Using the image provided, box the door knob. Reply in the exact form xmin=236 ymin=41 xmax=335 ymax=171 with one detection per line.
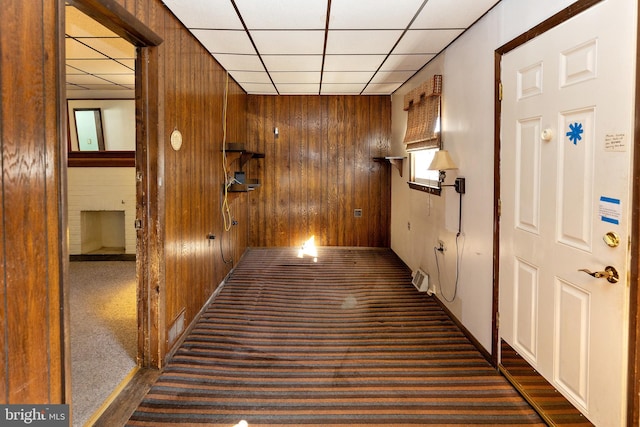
xmin=578 ymin=266 xmax=619 ymax=283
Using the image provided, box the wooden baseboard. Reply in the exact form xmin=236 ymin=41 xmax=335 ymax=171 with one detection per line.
xmin=431 ymin=295 xmax=493 ymax=364
xmin=91 ymin=367 xmax=160 ymax=427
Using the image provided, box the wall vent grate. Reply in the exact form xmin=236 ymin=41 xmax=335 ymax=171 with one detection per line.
xmin=412 ymin=269 xmax=430 ymax=292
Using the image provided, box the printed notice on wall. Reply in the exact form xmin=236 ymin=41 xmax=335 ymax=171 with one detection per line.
xmin=599 ymin=196 xmax=621 ymax=225
xmin=604 ymin=133 xmax=626 ymax=152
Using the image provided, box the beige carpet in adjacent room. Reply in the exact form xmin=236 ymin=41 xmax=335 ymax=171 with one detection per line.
xmin=70 ymin=261 xmax=137 ymax=427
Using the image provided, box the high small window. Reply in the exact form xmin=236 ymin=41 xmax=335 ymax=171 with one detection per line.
xmin=411 ymin=148 xmax=440 ymax=188
xmin=404 ymin=75 xmax=442 ymax=194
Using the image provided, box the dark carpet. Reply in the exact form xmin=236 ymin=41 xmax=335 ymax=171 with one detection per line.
xmin=127 ymin=247 xmax=544 ymax=426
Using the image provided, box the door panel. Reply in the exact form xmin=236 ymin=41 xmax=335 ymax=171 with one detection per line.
xmin=499 ymin=2 xmax=634 ymax=425
xmin=514 ymin=258 xmax=538 ymax=362
xmin=554 ymin=278 xmax=589 ymax=408
xmin=515 ymin=118 xmax=542 ymax=233
xmin=557 ymin=108 xmax=594 ymax=250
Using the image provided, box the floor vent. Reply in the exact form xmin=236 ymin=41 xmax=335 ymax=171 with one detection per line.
xmin=168 ymin=308 xmax=186 ymax=347
xmin=412 ymin=269 xmax=429 ymax=293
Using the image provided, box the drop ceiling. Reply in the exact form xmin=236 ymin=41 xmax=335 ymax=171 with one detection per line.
xmin=162 ymin=0 xmax=500 ymax=95
xmin=65 ymin=5 xmax=136 ymax=94
xmin=65 ymin=0 xmax=500 ymax=96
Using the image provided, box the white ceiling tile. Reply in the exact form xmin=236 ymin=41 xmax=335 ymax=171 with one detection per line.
xmin=70 ymin=84 xmax=130 ymax=91
xmin=251 ymin=30 xmax=325 ymax=55
xmin=270 ymin=72 xmax=321 ymax=84
xmin=96 ymin=74 xmax=135 ymax=85
xmin=242 ymin=83 xmax=278 ymax=94
xmin=66 ymin=6 xmax=118 ymax=37
xmin=277 ymin=84 xmax=321 ymax=95
xmin=262 ymin=55 xmax=323 ymax=72
xmin=380 ymin=54 xmax=435 ymax=71
xmin=320 ymin=83 xmax=366 ymax=94
xmin=67 ymin=74 xmax=115 ymax=85
xmin=66 ymin=38 xmax=108 ymax=59
xmin=323 ymin=55 xmax=386 ymax=72
xmin=362 ymin=82 xmax=403 ymax=94
xmin=66 ymin=65 xmax=81 ymax=74
xmin=117 ymin=59 xmax=135 ymax=69
xmin=228 ymin=71 xmax=272 ymax=84
xmin=322 ymin=71 xmax=374 ymax=84
xmin=67 ymin=59 xmax=133 ymax=74
xmin=191 ymin=29 xmax=255 ymax=54
xmin=162 ymin=0 xmax=243 ymax=29
xmin=235 ymin=0 xmax=327 ymax=29
xmin=329 ymin=0 xmax=424 ymax=29
xmin=412 ymin=0 xmax=499 ymax=28
xmin=370 ymin=71 xmax=415 ymax=84
xmin=80 ymin=37 xmax=135 ymax=59
xmin=394 ymin=29 xmax=464 ymax=54
xmin=213 ymin=54 xmax=264 ymax=71
xmin=326 ymin=30 xmax=403 ymax=55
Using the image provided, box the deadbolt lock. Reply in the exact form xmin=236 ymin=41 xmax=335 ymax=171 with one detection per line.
xmin=603 ymin=231 xmax=621 ymax=248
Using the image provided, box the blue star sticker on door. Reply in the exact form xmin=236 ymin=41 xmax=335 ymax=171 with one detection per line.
xmin=566 ymin=122 xmax=584 ymax=145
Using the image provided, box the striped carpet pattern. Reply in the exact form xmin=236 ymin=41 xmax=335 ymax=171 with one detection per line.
xmin=128 ymin=247 xmax=544 ymax=426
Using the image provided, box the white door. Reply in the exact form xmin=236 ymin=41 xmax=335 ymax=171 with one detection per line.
xmin=499 ymin=1 xmax=635 ymax=426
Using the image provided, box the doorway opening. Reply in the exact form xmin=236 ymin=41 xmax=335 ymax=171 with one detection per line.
xmin=65 ymin=5 xmax=137 ymax=424
xmin=61 ymin=0 xmax=161 ymax=424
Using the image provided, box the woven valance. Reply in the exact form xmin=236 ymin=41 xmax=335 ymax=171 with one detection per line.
xmin=403 ymin=75 xmax=442 ymax=151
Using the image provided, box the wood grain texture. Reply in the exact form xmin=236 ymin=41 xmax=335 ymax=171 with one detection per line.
xmin=247 ymin=95 xmax=391 ymax=248
xmin=0 ymin=0 xmax=65 ymax=403
xmin=111 ymin=0 xmax=249 ymax=364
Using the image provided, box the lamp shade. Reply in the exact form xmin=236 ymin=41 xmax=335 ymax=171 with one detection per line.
xmin=428 ymin=149 xmax=458 ymax=170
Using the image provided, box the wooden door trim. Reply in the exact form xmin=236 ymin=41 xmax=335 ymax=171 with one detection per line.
xmin=67 ymin=0 xmax=161 ymax=47
xmin=627 ymin=1 xmax=640 ymax=424
xmin=62 ymin=0 xmax=163 ymax=370
xmin=56 ymin=0 xmax=71 ymax=403
xmin=492 ymin=0 xmax=640 ymax=425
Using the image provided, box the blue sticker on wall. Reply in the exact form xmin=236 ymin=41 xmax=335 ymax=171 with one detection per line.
xmin=566 ymin=122 xmax=584 ymax=145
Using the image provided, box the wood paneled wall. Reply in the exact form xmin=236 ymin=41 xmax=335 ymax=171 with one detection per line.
xmin=0 ymin=0 xmax=66 ymax=403
xmin=247 ymin=95 xmax=392 ymax=248
xmin=0 ymin=0 xmax=393 ymax=404
xmin=119 ymin=1 xmax=248 ymax=362
xmin=0 ymin=0 xmax=248 ymax=402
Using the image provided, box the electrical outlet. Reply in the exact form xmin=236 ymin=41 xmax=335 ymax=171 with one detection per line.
xmin=407 ymin=222 xmax=411 ymax=230
xmin=438 ymin=239 xmax=446 ymax=251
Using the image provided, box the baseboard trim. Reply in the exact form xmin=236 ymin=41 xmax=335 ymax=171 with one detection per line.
xmin=430 ymin=295 xmax=493 ymax=365
xmin=91 ymin=367 xmax=161 ymax=427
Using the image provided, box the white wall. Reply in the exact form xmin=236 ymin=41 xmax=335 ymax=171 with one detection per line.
xmin=390 ymin=0 xmax=601 ymax=352
xmin=68 ymin=168 xmax=136 ymax=255
xmin=67 ymin=99 xmax=135 ymax=151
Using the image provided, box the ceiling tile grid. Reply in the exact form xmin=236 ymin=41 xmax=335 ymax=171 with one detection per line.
xmin=66 ymin=1 xmax=501 ymax=96
xmin=65 ymin=6 xmax=135 ymax=93
xmin=161 ymin=0 xmax=500 ymax=95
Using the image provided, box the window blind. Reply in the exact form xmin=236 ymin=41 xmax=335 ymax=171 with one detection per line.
xmin=403 ymin=75 xmax=442 ymax=152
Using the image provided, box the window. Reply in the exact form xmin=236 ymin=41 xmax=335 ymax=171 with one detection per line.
xmin=411 ymin=148 xmax=440 ymax=188
xmin=403 ymin=75 xmax=442 ymax=194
